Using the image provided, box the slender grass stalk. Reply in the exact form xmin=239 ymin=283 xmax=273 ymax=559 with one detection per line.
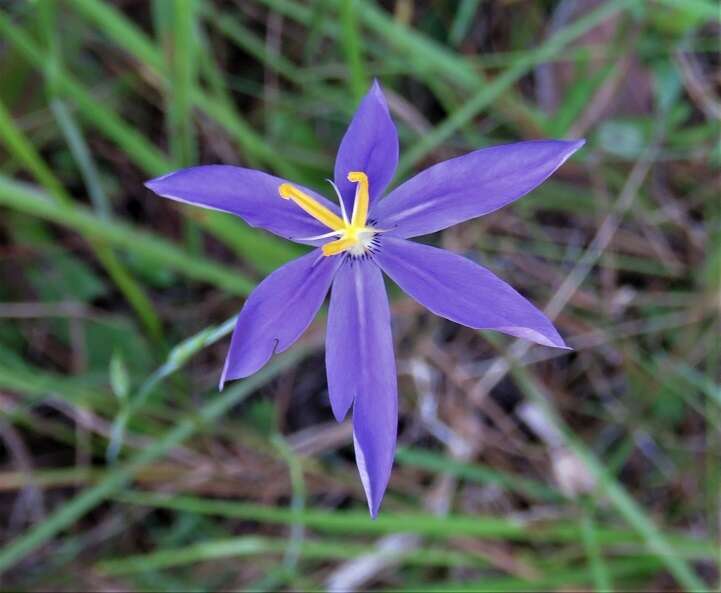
xmin=167 ymin=0 xmax=198 ymax=167
xmin=509 ymin=368 xmax=708 ymax=591
xmin=0 ymin=176 xmax=254 ymax=295
xmin=394 ymin=557 xmax=663 ymax=593
xmin=166 ymin=0 xmax=201 ymax=254
xmin=271 ymin=435 xmax=306 ymax=574
xmin=0 ymin=92 xmax=163 ymax=341
xmin=49 ymin=100 xmax=112 ymax=219
xmin=395 ymin=0 xmax=633 ymax=177
xmin=66 ymin=0 xmax=302 ymax=179
xmin=91 ymin=245 xmax=164 ymax=342
xmin=0 ymin=347 xmax=311 ymax=573
xmin=96 ymin=535 xmax=482 ymax=575
xmin=339 ymin=0 xmax=368 ymax=101
xmin=449 ymin=0 xmax=481 ymax=47
xmin=653 ymin=0 xmax=719 ymax=20
xmin=0 ymin=8 xmax=305 ymax=276
xmin=48 ymin=61 xmax=163 ymax=340
xmin=106 ymin=314 xmax=237 ymax=461
xmin=395 ymin=447 xmax=561 ymax=502
xmin=0 ymin=10 xmax=170 ymax=175
xmin=581 ymin=502 xmax=613 ymax=592
xmin=206 ymin=5 xmax=304 ymax=86
xmin=113 ymin=490 xmax=717 ymax=557
xmin=0 ymin=98 xmax=71 ymax=204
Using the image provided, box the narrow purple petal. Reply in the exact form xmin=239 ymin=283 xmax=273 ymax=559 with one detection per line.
xmin=325 ymin=266 xmax=356 ymax=423
xmin=372 ymin=140 xmax=584 ymax=238
xmin=146 ymin=165 xmax=340 ymax=245
xmin=375 ymin=237 xmax=568 ymax=348
xmin=220 ymin=249 xmax=340 ymax=388
xmin=334 ymin=81 xmax=399 ymax=213
xmin=325 ymin=259 xmax=397 ymax=516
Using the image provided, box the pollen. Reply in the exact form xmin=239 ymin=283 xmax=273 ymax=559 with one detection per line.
xmin=278 ymin=171 xmax=379 ymax=257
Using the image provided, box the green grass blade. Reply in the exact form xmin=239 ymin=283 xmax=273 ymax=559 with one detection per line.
xmin=106 ymin=314 xmax=237 ymax=460
xmin=395 ymin=556 xmax=663 ymax=592
xmin=581 ymin=504 xmax=613 ymax=592
xmin=114 ymin=491 xmax=716 ymax=558
xmin=0 ymin=11 xmax=171 ymax=175
xmin=339 ymin=0 xmax=368 ymax=101
xmin=0 ymin=98 xmax=71 ymax=204
xmin=67 ymin=0 xmax=301 ymax=179
xmin=510 ymin=369 xmax=708 ymax=591
xmin=92 ymin=244 xmax=164 ymax=342
xmin=0 ymin=10 xmax=301 ymax=274
xmin=166 ymin=0 xmax=198 ymax=166
xmin=654 ymin=0 xmax=720 ymax=21
xmin=205 ymin=5 xmax=303 ymax=86
xmin=396 ymin=0 xmax=632 ymax=177
xmin=0 ymin=93 xmax=163 ymax=342
xmin=0 ymin=347 xmax=310 ymax=573
xmin=193 ymin=211 xmax=302 ymax=273
xmin=49 ymin=99 xmax=112 ymax=218
xmin=0 ymin=176 xmax=254 ymax=295
xmin=395 ymin=447 xmax=562 ymax=502
xmin=449 ymin=0 xmax=481 ymax=47
xmin=96 ymin=535 xmax=483 ymax=575
xmin=0 ymin=9 xmax=170 ymax=175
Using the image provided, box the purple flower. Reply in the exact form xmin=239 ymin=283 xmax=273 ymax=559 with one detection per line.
xmin=146 ymin=81 xmax=583 ymax=517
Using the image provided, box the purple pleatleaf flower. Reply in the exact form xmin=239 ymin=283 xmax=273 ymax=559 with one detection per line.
xmin=146 ymin=81 xmax=584 ymax=517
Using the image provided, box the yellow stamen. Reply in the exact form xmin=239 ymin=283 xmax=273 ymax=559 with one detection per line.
xmin=279 ymin=183 xmax=345 ymax=230
xmin=322 ymin=237 xmax=358 ymax=256
xmin=348 ymin=171 xmax=369 ymax=228
xmin=279 ymin=173 xmax=377 ymax=257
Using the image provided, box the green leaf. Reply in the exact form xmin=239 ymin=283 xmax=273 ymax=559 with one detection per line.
xmin=110 ymin=351 xmax=130 ymax=403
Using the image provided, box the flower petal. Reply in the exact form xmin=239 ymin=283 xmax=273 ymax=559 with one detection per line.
xmin=375 ymin=237 xmax=567 ymax=348
xmin=325 ymin=259 xmax=397 ymax=516
xmin=373 ymin=140 xmax=584 ymax=238
xmin=146 ymin=165 xmax=341 ymax=245
xmin=220 ymin=249 xmax=340 ymax=388
xmin=334 ymin=81 xmax=399 ymax=213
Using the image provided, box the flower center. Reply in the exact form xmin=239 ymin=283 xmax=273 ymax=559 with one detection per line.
xmin=278 ymin=171 xmax=378 ymax=257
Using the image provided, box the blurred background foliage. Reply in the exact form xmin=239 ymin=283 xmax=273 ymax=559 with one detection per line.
xmin=0 ymin=0 xmax=719 ymax=590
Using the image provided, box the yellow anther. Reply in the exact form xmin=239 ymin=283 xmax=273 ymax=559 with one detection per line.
xmin=280 ymin=174 xmax=377 ymax=258
xmin=321 ymin=237 xmax=358 ymax=256
xmin=278 ymin=183 xmax=345 ymax=231
xmin=348 ymin=171 xmax=369 ymax=228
